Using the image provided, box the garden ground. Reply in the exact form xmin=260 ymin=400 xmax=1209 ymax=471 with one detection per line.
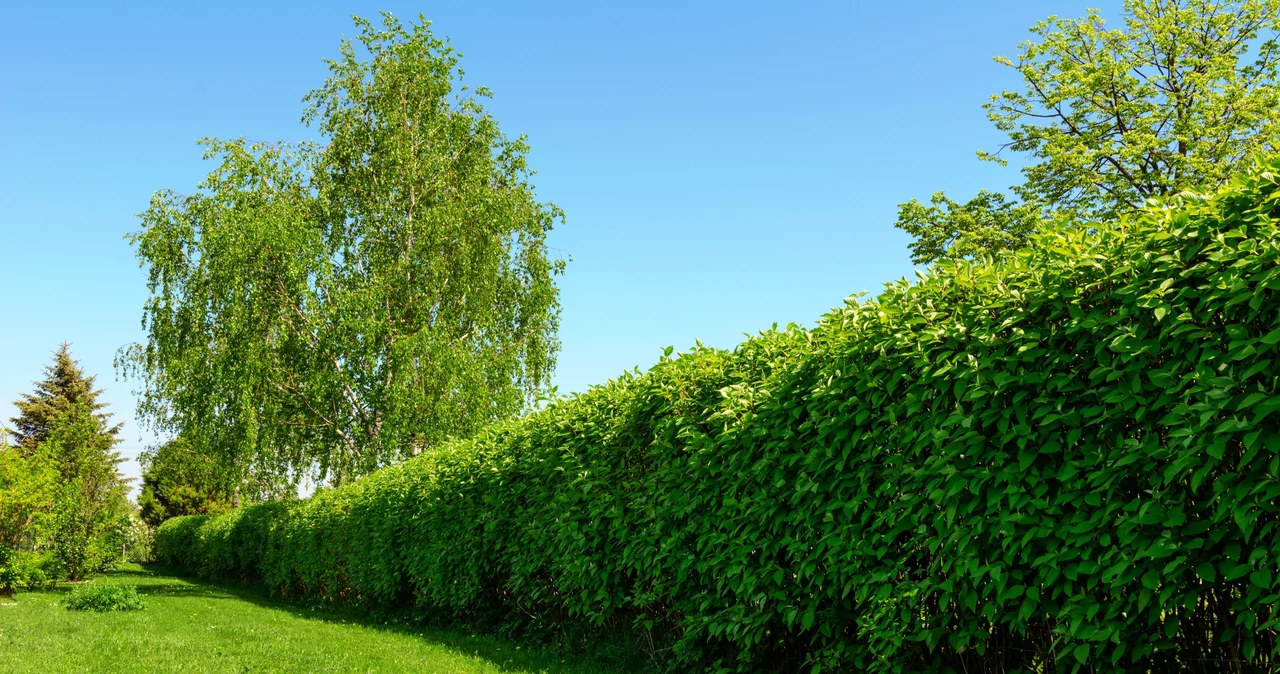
xmin=0 ymin=564 xmax=633 ymax=673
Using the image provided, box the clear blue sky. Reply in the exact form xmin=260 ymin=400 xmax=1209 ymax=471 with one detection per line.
xmin=0 ymin=0 xmax=1122 ymax=491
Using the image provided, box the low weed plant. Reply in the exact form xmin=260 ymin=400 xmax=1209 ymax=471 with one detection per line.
xmin=64 ymin=583 xmax=144 ymax=612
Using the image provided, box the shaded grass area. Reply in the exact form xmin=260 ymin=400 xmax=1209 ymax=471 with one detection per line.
xmin=0 ymin=564 xmax=639 ymax=673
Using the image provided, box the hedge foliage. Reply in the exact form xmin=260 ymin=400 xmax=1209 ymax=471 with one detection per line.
xmin=157 ymin=159 xmax=1280 ymax=672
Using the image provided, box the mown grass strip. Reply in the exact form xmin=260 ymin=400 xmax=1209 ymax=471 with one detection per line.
xmin=0 ymin=564 xmax=629 ymax=674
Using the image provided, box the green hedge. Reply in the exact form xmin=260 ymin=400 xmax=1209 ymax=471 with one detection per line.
xmin=157 ymin=160 xmax=1280 ymax=672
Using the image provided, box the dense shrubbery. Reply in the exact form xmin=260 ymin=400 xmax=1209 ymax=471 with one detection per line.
xmin=0 ymin=550 xmax=58 ymax=595
xmin=158 ymin=160 xmax=1280 ymax=672
xmin=63 ymin=583 xmax=144 ymax=612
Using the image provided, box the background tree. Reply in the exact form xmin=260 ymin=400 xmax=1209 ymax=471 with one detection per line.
xmin=119 ymin=13 xmax=564 ymax=488
xmin=120 ymin=510 xmax=154 ymax=563
xmin=137 ymin=436 xmax=232 ymax=527
xmin=5 ymin=350 xmax=129 ymax=585
xmin=896 ymin=0 xmax=1280 ymax=263
xmin=895 ymin=190 xmax=1046 ymax=265
xmin=42 ymin=404 xmax=130 ymax=580
xmin=10 ymin=344 xmax=120 ymax=455
xmin=0 ymin=428 xmax=57 ymax=597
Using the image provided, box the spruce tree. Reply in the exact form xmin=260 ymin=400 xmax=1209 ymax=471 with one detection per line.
xmin=9 ymin=346 xmax=130 ymax=579
xmin=10 ymin=344 xmax=119 ymax=455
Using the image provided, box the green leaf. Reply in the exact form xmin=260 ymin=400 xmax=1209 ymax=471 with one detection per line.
xmin=1019 ymin=447 xmax=1037 ymax=472
xmin=1239 ymin=393 xmax=1268 ymax=411
xmin=1224 ymin=563 xmax=1253 ymax=581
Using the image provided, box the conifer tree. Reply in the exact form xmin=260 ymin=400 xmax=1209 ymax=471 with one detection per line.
xmin=10 ymin=344 xmax=120 ymax=455
xmin=8 ymin=347 xmax=130 ymax=580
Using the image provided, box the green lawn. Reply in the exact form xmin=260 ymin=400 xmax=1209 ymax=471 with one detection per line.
xmin=0 ymin=564 xmax=632 ymax=673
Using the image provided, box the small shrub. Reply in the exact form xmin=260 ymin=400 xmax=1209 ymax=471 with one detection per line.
xmin=0 ymin=549 xmax=59 ymax=596
xmin=64 ymin=583 xmax=144 ymax=612
xmin=13 ymin=550 xmax=58 ymax=592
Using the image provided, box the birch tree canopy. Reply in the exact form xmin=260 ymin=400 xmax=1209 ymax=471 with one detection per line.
xmin=119 ymin=13 xmax=564 ymax=488
xmin=896 ymin=0 xmax=1280 ymax=264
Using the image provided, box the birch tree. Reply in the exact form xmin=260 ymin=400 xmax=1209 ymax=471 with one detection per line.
xmin=120 ymin=14 xmax=564 ymax=487
xmin=897 ymin=0 xmax=1280 ymax=264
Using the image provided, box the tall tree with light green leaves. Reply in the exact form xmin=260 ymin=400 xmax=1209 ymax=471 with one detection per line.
xmin=119 ymin=13 xmax=565 ymax=489
xmin=896 ymin=0 xmax=1280 ymax=264
xmin=0 ymin=428 xmax=57 ymax=596
xmin=43 ymin=403 xmax=131 ymax=580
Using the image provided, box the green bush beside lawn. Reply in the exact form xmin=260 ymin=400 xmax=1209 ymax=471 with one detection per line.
xmin=159 ymin=159 xmax=1280 ymax=672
